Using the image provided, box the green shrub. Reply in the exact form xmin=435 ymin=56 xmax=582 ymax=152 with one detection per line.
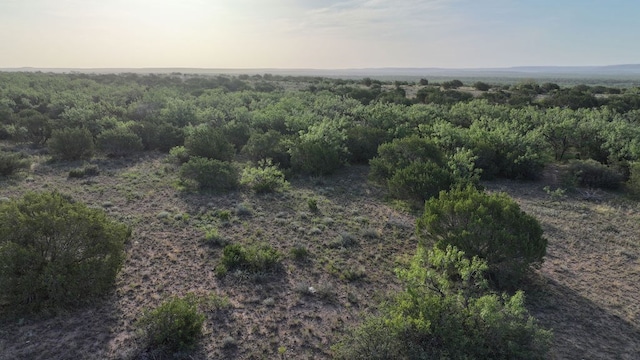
xmin=216 ymin=210 xmax=232 ymax=222
xmin=215 ymin=243 xmax=282 ymax=276
xmin=369 ymin=136 xmax=445 ymax=182
xmin=346 ymin=125 xmax=389 ymax=164
xmin=184 ymin=125 xmax=235 ymax=161
xmin=179 ymin=157 xmax=239 ymax=191
xmin=136 ymin=294 xmax=205 ymax=352
xmin=307 ymin=197 xmax=319 ymax=212
xmin=201 ymin=226 xmax=227 ymax=246
xmin=0 ymin=150 xmax=28 ymax=176
xmin=387 ymin=161 xmax=453 ymax=207
xmin=16 ymin=109 xmax=51 ymax=146
xmin=469 ymin=127 xmax=547 ymax=180
xmin=567 ymin=159 xmax=624 ymax=190
xmin=235 ymin=203 xmax=252 ymax=217
xmin=96 ymin=127 xmax=143 ymax=157
xmin=0 ymin=192 xmax=129 ymax=312
xmin=290 ymin=118 xmax=348 ymax=176
xmin=290 ymin=244 xmax=310 ymax=260
xmin=131 ymin=121 xmax=184 ymax=152
xmin=48 ymin=127 xmax=94 ymax=161
xmin=442 ymin=79 xmax=464 ymax=89
xmin=167 ymin=145 xmax=191 ymax=165
xmin=240 ymin=159 xmax=289 ymax=193
xmin=222 ymin=120 xmax=251 ymax=153
xmin=68 ymin=164 xmax=100 ymax=178
xmin=447 ymin=147 xmax=483 ymax=186
xmin=289 ymin=138 xmax=344 ymax=176
xmin=418 ymin=186 xmax=547 ymax=289
xmin=627 ymin=161 xmax=640 ymax=197
xmin=241 ymin=130 xmax=291 ymax=168
xmin=369 ymin=136 xmax=452 ymax=206
xmin=334 ymin=245 xmax=552 ymax=360
xmin=473 ymin=81 xmax=491 ymax=91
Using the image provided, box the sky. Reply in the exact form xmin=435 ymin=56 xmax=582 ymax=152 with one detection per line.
xmin=0 ymin=0 xmax=638 ymax=69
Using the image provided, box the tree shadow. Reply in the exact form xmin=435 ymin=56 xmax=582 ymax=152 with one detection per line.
xmin=527 ymin=276 xmax=640 ymax=360
xmin=0 ymin=296 xmax=123 ymax=360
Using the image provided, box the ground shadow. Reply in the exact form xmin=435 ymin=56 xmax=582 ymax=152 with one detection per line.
xmin=527 ymin=277 xmax=640 ymax=360
xmin=0 ymin=296 xmax=122 ymax=360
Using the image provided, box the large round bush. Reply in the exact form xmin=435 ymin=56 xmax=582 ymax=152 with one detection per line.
xmin=48 ymin=127 xmax=94 ymax=161
xmin=0 ymin=192 xmax=130 ymax=312
xmin=369 ymin=135 xmax=445 ymax=182
xmin=387 ymin=161 xmax=454 ymax=206
xmin=184 ymin=125 xmax=235 ymax=161
xmin=0 ymin=150 xmax=28 ymax=176
xmin=97 ymin=127 xmax=143 ymax=157
xmin=179 ymin=157 xmax=239 ymax=191
xmin=418 ymin=186 xmax=547 ymax=288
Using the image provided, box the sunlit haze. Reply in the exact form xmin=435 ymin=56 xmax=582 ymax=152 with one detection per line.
xmin=1 ymin=0 xmax=639 ymax=69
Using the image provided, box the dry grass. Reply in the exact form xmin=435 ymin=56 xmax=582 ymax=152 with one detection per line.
xmin=1 ymin=153 xmax=639 ymax=359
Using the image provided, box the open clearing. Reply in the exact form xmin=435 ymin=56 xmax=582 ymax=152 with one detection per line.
xmin=1 ymin=153 xmax=639 ymax=359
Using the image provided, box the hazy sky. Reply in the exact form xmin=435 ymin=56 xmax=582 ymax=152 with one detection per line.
xmin=1 ymin=0 xmax=638 ymax=69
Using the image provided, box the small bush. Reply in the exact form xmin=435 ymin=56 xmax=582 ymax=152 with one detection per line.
xmin=0 ymin=192 xmax=129 ymax=312
xmin=442 ymin=79 xmax=464 ymax=89
xmin=167 ymin=145 xmax=191 ymax=165
xmin=418 ymin=186 xmax=547 ymax=289
xmin=473 ymin=81 xmax=491 ymax=91
xmin=97 ymin=127 xmax=143 ymax=157
xmin=136 ymin=294 xmax=205 ymax=353
xmin=0 ymin=150 xmax=28 ymax=176
xmin=447 ymin=147 xmax=483 ymax=187
xmin=216 ymin=243 xmax=282 ymax=276
xmin=201 ymin=226 xmax=227 ymax=246
xmin=240 ymin=159 xmax=289 ymax=193
xmin=68 ymin=164 xmax=100 ymax=178
xmin=307 ymin=198 xmax=319 ymax=213
xmin=179 ymin=157 xmax=239 ymax=191
xmin=290 ymin=244 xmax=310 ymax=260
xmin=235 ymin=203 xmax=252 ymax=217
xmin=216 ymin=210 xmax=232 ymax=222
xmin=567 ymin=159 xmax=624 ymax=190
xmin=329 ymin=232 xmax=358 ymax=248
xmin=48 ymin=127 xmax=94 ymax=161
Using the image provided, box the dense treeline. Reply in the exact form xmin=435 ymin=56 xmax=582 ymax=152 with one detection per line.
xmin=2 ymin=72 xmax=640 ymax=193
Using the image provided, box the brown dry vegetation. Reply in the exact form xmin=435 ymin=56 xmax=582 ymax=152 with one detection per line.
xmin=1 ymin=152 xmax=639 ymax=359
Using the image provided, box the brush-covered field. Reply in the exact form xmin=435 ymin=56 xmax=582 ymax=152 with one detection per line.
xmin=1 ymin=72 xmax=640 ymax=359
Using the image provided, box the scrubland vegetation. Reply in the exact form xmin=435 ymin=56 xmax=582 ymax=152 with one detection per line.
xmin=1 ymin=72 xmax=640 ymax=359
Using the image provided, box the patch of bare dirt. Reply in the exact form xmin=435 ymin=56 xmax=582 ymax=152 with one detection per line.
xmin=1 ymin=156 xmax=639 ymax=359
xmin=0 ymin=156 xmax=415 ymax=359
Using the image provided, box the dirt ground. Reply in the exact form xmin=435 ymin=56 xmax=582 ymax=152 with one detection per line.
xmin=1 ymin=153 xmax=639 ymax=359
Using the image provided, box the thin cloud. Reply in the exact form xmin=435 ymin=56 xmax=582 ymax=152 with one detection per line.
xmin=279 ymin=0 xmax=460 ymax=37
